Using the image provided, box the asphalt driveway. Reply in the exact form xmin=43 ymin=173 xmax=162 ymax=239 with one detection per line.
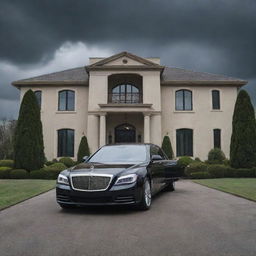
xmin=0 ymin=180 xmax=255 ymax=256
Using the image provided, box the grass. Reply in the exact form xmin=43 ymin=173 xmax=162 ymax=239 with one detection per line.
xmin=0 ymin=179 xmax=56 ymax=210
xmin=194 ymin=178 xmax=256 ymax=201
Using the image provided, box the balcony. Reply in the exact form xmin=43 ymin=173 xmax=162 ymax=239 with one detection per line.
xmin=108 ymin=93 xmax=142 ymax=104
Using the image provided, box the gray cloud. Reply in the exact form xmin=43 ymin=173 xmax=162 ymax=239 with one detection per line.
xmin=0 ymin=0 xmax=255 ymax=119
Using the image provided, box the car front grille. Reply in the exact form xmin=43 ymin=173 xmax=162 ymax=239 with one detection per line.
xmin=71 ymin=175 xmax=112 ymax=191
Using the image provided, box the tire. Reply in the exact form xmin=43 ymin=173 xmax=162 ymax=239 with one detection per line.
xmin=164 ymin=181 xmax=175 ymax=192
xmin=59 ymin=203 xmax=75 ymax=209
xmin=138 ymin=178 xmax=152 ymax=210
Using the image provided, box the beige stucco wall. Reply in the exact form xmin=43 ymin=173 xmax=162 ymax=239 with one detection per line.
xmin=161 ymin=85 xmax=238 ymax=160
xmin=20 ymin=85 xmax=89 ymax=160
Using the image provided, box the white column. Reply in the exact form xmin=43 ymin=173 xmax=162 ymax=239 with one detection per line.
xmin=144 ymin=113 xmax=151 ymax=143
xmin=99 ymin=113 xmax=106 ymax=147
xmin=87 ymin=114 xmax=99 ymax=154
xmin=150 ymin=114 xmax=162 ymax=146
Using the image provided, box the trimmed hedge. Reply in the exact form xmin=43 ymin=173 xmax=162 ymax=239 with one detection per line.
xmin=0 ymin=159 xmax=14 ymax=168
xmin=185 ymin=162 xmax=208 ymax=177
xmin=0 ymin=167 xmax=12 ymax=179
xmin=190 ymin=172 xmax=211 ymax=179
xmin=208 ymin=165 xmax=227 ymax=178
xmin=177 ymin=156 xmax=193 ymax=168
xmin=9 ymin=169 xmax=29 ymax=179
xmin=30 ymin=170 xmax=47 ymax=179
xmin=58 ymin=157 xmax=75 ymax=168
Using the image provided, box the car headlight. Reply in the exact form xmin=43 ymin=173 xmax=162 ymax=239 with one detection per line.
xmin=57 ymin=174 xmax=69 ymax=185
xmin=115 ymin=174 xmax=137 ymax=185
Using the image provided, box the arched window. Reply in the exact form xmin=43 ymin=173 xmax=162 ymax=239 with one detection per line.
xmin=176 ymin=129 xmax=193 ymax=156
xmin=213 ymin=129 xmax=221 ymax=148
xmin=34 ymin=90 xmax=42 ymax=108
xmin=212 ymin=90 xmax=220 ymax=109
xmin=57 ymin=129 xmax=74 ymax=157
xmin=58 ymin=90 xmax=75 ymax=111
xmin=175 ymin=90 xmax=192 ymax=111
xmin=111 ymin=84 xmax=141 ymax=103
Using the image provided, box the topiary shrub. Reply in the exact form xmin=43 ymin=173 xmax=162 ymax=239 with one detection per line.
xmin=190 ymin=172 xmax=211 ymax=179
xmin=0 ymin=159 xmax=14 ymax=168
xmin=185 ymin=162 xmax=208 ymax=177
xmin=194 ymin=157 xmax=202 ymax=162
xmin=42 ymin=163 xmax=67 ymax=179
xmin=45 ymin=161 xmax=55 ymax=166
xmin=58 ymin=157 xmax=75 ymax=168
xmin=208 ymin=165 xmax=227 ymax=178
xmin=10 ymin=169 xmax=29 ymax=179
xmin=161 ymin=136 xmax=174 ymax=159
xmin=223 ymin=159 xmax=230 ymax=166
xmin=0 ymin=167 xmax=12 ymax=179
xmin=14 ymin=89 xmax=45 ymax=171
xmin=177 ymin=156 xmax=193 ymax=168
xmin=207 ymin=148 xmax=226 ymax=164
xmin=230 ymin=90 xmax=256 ymax=168
xmin=77 ymin=136 xmax=90 ymax=163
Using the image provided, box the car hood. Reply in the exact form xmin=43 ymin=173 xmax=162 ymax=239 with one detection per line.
xmin=69 ymin=162 xmax=144 ymax=176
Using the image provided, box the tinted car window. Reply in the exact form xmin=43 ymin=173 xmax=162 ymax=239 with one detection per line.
xmin=150 ymin=145 xmax=166 ymax=159
xmin=88 ymin=145 xmax=147 ymax=163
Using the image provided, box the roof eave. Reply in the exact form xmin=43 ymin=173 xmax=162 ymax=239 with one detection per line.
xmin=12 ymin=80 xmax=88 ymax=88
xmin=161 ymin=80 xmax=248 ymax=86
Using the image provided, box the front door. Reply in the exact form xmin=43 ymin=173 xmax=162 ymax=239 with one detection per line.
xmin=115 ymin=123 xmax=136 ymax=143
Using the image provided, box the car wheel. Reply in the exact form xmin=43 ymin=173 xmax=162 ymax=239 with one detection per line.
xmin=59 ymin=203 xmax=75 ymax=209
xmin=138 ymin=178 xmax=152 ymax=210
xmin=164 ymin=181 xmax=175 ymax=192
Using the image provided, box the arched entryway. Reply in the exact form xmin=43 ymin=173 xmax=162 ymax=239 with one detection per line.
xmin=115 ymin=123 xmax=136 ymax=143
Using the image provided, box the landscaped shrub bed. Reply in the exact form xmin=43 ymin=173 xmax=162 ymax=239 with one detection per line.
xmin=0 ymin=160 xmax=14 ymax=168
xmin=0 ymin=162 xmax=67 ymax=179
xmin=58 ymin=157 xmax=75 ymax=168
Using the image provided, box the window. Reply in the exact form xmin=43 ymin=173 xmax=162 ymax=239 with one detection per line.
xmin=176 ymin=129 xmax=193 ymax=156
xmin=213 ymin=129 xmax=221 ymax=148
xmin=175 ymin=90 xmax=192 ymax=110
xmin=212 ymin=90 xmax=220 ymax=109
xmin=110 ymin=84 xmax=141 ymax=103
xmin=57 ymin=129 xmax=74 ymax=157
xmin=58 ymin=90 xmax=75 ymax=111
xmin=34 ymin=91 xmax=42 ymax=108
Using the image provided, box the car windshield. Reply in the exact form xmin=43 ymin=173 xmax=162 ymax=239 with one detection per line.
xmin=88 ymin=145 xmax=147 ymax=164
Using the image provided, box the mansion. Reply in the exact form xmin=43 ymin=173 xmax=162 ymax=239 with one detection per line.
xmin=13 ymin=52 xmax=247 ymax=160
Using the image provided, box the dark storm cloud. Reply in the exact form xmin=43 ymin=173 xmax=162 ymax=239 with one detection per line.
xmin=0 ymin=0 xmax=256 ymax=76
xmin=0 ymin=0 xmax=255 ymax=119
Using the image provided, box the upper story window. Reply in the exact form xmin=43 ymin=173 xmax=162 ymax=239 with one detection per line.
xmin=213 ymin=129 xmax=221 ymax=148
xmin=58 ymin=90 xmax=75 ymax=111
xmin=34 ymin=90 xmax=42 ymax=108
xmin=57 ymin=129 xmax=74 ymax=157
xmin=176 ymin=128 xmax=193 ymax=156
xmin=175 ymin=90 xmax=192 ymax=111
xmin=110 ymin=84 xmax=142 ymax=104
xmin=212 ymin=90 xmax=220 ymax=110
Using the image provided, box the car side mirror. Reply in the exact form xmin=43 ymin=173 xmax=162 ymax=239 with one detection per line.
xmin=151 ymin=155 xmax=163 ymax=161
xmin=83 ymin=156 xmax=89 ymax=162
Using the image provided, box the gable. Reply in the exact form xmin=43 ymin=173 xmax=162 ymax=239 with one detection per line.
xmin=88 ymin=51 xmax=161 ymax=67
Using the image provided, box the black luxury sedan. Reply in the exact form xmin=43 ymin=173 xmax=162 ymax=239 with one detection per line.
xmin=56 ymin=144 xmax=182 ymax=210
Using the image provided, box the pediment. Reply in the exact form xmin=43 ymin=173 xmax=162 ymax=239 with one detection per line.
xmin=88 ymin=51 xmax=161 ymax=68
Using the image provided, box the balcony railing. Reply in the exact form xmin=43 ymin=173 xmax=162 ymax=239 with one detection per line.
xmin=108 ymin=93 xmax=142 ymax=104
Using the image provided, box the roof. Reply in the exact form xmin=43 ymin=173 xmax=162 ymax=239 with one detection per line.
xmin=162 ymin=67 xmax=247 ymax=85
xmin=12 ymin=52 xmax=247 ymax=87
xmin=12 ymin=67 xmax=88 ymax=86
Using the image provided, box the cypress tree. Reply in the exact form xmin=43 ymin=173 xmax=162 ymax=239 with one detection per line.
xmin=230 ymin=90 xmax=256 ymax=168
xmin=14 ymin=89 xmax=45 ymax=171
xmin=161 ymin=135 xmax=174 ymax=159
xmin=77 ymin=136 xmax=90 ymax=163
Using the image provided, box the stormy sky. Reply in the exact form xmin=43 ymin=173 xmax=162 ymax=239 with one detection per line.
xmin=0 ymin=0 xmax=255 ymax=119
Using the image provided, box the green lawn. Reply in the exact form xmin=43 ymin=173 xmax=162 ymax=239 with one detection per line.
xmin=194 ymin=178 xmax=256 ymax=201
xmin=0 ymin=180 xmax=56 ymax=210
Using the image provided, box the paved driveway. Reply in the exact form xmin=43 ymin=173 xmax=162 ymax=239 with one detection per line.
xmin=0 ymin=180 xmax=255 ymax=256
